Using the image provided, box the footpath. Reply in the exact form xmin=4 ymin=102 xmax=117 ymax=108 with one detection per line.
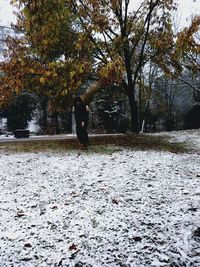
xmin=0 ymin=133 xmax=123 ymax=143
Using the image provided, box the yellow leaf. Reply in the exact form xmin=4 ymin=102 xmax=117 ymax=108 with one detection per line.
xmin=40 ymin=77 xmax=45 ymax=84
xmin=46 ymin=71 xmax=52 ymax=76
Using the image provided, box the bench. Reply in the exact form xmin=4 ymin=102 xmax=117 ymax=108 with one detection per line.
xmin=14 ymin=129 xmax=30 ymax=138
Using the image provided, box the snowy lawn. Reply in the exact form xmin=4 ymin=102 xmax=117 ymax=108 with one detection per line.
xmin=0 ymin=131 xmax=200 ymax=267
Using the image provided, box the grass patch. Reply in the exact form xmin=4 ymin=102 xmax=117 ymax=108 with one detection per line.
xmin=86 ymin=145 xmax=122 ymax=155
xmin=89 ymin=134 xmax=189 ymax=154
xmin=0 ymin=134 xmax=189 ymax=154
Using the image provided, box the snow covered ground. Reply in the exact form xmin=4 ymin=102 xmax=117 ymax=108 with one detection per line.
xmin=151 ymin=129 xmax=200 ymax=152
xmin=0 ymin=130 xmax=200 ymax=267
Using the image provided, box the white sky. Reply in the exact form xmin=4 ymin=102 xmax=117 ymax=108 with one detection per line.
xmin=0 ymin=0 xmax=200 ymax=28
xmin=0 ymin=0 xmax=17 ymax=25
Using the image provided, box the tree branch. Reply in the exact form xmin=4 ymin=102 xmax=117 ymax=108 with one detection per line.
xmin=133 ymin=0 xmax=160 ymax=86
xmin=177 ymin=77 xmax=200 ymax=93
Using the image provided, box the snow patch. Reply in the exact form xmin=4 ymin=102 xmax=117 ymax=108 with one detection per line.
xmin=0 ymin=132 xmax=200 ymax=266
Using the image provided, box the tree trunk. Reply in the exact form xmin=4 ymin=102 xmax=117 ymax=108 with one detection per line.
xmin=123 ymin=51 xmax=139 ymax=133
xmin=40 ymin=97 xmax=48 ymax=133
xmin=128 ymin=93 xmax=139 ymax=133
xmin=139 ymin=83 xmax=142 ymax=130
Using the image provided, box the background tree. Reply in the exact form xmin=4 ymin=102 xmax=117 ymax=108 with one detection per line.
xmin=1 ymin=0 xmax=93 ymax=112
xmin=67 ymin=0 xmax=179 ymax=132
xmin=2 ymin=0 xmax=200 ymax=134
xmin=91 ymin=85 xmax=127 ymax=133
xmin=152 ymin=15 xmax=200 ymax=93
xmin=0 ymin=0 xmax=95 ymax=133
xmin=1 ymin=93 xmax=37 ymax=131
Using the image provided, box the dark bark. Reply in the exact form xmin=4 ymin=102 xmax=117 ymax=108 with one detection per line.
xmin=123 ymin=50 xmax=139 ymax=133
xmin=51 ymin=112 xmax=60 ymax=134
xmin=40 ymin=97 xmax=48 ymax=133
xmin=122 ymin=57 xmax=139 ymax=133
xmin=128 ymin=91 xmax=139 ymax=133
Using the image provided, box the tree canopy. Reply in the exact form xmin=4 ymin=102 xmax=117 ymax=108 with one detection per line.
xmin=1 ymin=0 xmax=93 ymax=111
xmin=0 ymin=0 xmax=200 ymax=132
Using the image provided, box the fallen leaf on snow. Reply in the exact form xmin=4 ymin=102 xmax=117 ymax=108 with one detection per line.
xmin=69 ymin=243 xmax=78 ymax=251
